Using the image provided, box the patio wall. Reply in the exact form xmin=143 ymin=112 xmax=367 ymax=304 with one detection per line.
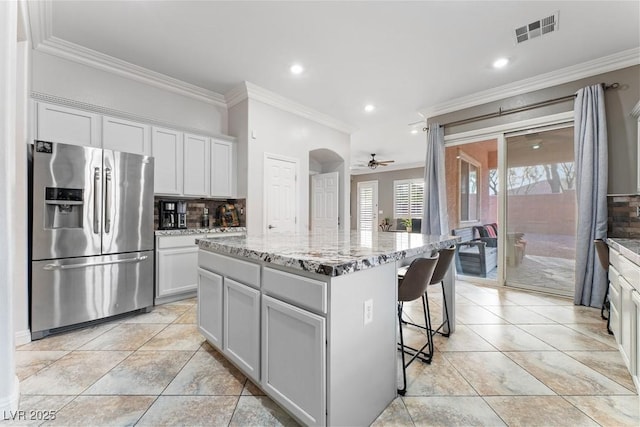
xmin=491 ymin=191 xmax=576 ymax=235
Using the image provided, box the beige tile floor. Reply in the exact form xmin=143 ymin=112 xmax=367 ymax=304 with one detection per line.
xmin=12 ymin=280 xmax=640 ymax=426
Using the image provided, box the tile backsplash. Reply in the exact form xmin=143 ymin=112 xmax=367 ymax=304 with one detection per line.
xmin=608 ymin=194 xmax=640 ymax=238
xmin=154 ymin=197 xmax=246 ymax=229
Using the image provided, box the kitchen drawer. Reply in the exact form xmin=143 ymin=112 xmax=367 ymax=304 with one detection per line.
xmin=263 ymin=267 xmax=327 ymax=314
xmin=199 ymin=250 xmax=260 ymax=288
xmin=609 ymin=248 xmax=638 ymax=287
xmin=157 ymin=234 xmax=204 ymax=249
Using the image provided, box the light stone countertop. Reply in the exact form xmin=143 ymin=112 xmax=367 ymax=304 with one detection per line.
xmin=155 ymin=227 xmax=247 ymax=236
xmin=197 ymin=231 xmax=460 ymax=277
xmin=607 ymin=238 xmax=640 ymax=265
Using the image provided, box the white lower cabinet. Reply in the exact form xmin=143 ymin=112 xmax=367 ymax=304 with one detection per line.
xmin=262 ymin=295 xmax=326 ymax=426
xmin=632 ymin=290 xmax=640 ymax=388
xmin=618 ymin=276 xmax=635 ymax=370
xmin=224 ymin=278 xmax=260 ymax=383
xmin=608 ymin=243 xmax=640 ymax=389
xmin=155 ymin=235 xmax=203 ymax=304
xmin=609 ymin=266 xmax=622 ymax=339
xmin=198 ymin=268 xmax=223 ymax=350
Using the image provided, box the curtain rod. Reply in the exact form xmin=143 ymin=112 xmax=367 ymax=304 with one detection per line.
xmin=424 ymin=82 xmax=620 ymax=131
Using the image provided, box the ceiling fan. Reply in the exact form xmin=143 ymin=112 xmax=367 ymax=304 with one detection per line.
xmin=367 ymin=153 xmax=395 ymax=169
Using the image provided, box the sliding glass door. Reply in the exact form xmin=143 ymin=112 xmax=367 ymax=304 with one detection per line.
xmin=445 ymin=139 xmax=499 ymax=282
xmin=504 ymin=126 xmax=576 ymax=296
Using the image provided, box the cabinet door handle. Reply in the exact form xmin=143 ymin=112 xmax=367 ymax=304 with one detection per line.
xmin=268 ymin=225 xmax=276 ymax=229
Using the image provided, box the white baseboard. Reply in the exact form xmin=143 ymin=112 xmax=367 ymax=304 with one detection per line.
xmin=154 ymin=291 xmax=197 ymax=306
xmin=0 ymin=376 xmax=20 ymax=415
xmin=15 ymin=329 xmax=31 ymax=347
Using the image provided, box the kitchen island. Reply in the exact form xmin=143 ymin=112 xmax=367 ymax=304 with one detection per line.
xmin=196 ymin=231 xmax=459 ymax=426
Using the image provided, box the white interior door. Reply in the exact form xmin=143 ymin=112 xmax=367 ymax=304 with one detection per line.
xmin=311 ymin=172 xmax=339 ymax=234
xmin=357 ymin=181 xmax=378 ymax=232
xmin=264 ymin=154 xmax=298 ymax=233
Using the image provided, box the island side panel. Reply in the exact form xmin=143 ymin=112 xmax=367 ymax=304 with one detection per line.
xmin=327 ymin=261 xmax=397 ymax=426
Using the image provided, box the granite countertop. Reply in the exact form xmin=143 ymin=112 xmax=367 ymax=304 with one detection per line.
xmin=155 ymin=227 xmax=247 ymax=236
xmin=607 ymin=238 xmax=640 ymax=265
xmin=197 ymin=231 xmax=460 ymax=277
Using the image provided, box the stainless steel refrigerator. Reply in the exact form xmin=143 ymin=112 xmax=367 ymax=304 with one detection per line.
xmin=30 ymin=141 xmax=155 ymax=339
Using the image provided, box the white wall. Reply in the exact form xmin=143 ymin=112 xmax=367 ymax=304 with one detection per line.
xmin=228 ymin=99 xmax=249 ymax=200
xmin=13 ymin=33 xmax=30 ymax=343
xmin=244 ymin=99 xmax=351 ymax=233
xmin=1 ymin=0 xmax=20 ymax=413
xmin=32 ymin=51 xmax=227 ymax=135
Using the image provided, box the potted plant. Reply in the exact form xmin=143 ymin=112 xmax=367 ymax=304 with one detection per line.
xmin=401 ymin=218 xmax=413 ymax=232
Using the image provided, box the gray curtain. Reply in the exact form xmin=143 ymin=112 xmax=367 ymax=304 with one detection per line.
xmin=574 ymin=84 xmax=608 ymax=307
xmin=421 ymin=123 xmax=449 ymax=235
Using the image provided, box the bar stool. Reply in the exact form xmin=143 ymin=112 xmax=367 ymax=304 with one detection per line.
xmin=594 ymin=239 xmax=612 ymax=334
xmin=397 ymin=253 xmax=439 ymax=396
xmin=400 ymin=245 xmax=456 ymax=338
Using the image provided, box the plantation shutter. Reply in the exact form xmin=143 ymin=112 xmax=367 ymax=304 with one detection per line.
xmin=358 ymin=185 xmax=374 ymax=231
xmin=411 ymin=181 xmax=424 ymax=218
xmin=394 ymin=181 xmax=410 ymax=217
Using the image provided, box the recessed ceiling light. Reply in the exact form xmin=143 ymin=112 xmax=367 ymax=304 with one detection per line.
xmin=493 ymin=58 xmax=509 ymax=69
xmin=290 ymin=64 xmax=304 ymax=75
xmin=411 ymin=129 xmax=419 ymax=134
xmin=532 ymin=143 xmax=541 ymax=150
xmin=364 ymin=104 xmax=375 ymax=113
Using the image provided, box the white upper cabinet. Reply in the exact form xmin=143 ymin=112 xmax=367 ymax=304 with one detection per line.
xmin=183 ymin=133 xmax=210 ymax=197
xmin=152 ymin=127 xmax=183 ymax=195
xmin=102 ymin=116 xmax=150 ymax=155
xmin=211 ymin=138 xmax=235 ymax=198
xmin=37 ymin=102 xmax=100 ymax=147
xmin=34 ymin=101 xmax=236 ymax=197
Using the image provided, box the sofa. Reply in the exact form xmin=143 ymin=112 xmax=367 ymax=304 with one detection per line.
xmin=452 ymin=225 xmax=498 ymax=277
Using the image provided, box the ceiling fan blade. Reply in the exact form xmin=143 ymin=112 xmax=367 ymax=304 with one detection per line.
xmin=378 ymin=160 xmax=395 ymax=164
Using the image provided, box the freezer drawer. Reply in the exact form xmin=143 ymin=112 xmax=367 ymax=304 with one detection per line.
xmin=31 ymin=250 xmax=154 ymax=338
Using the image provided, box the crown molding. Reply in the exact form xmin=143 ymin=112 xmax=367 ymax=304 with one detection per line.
xmin=26 ymin=0 xmax=52 ymax=48
xmin=37 ymin=36 xmax=227 ymax=107
xmin=226 ymin=82 xmax=355 ymax=134
xmin=26 ymin=0 xmax=227 ymax=107
xmin=421 ymin=47 xmax=640 ymax=120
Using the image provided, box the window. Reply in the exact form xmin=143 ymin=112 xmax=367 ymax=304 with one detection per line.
xmin=459 ymin=153 xmax=480 ymax=222
xmin=393 ymin=179 xmax=424 ymax=219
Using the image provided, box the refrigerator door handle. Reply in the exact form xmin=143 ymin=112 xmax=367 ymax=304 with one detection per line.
xmin=104 ymin=167 xmax=112 ymax=234
xmin=93 ymin=167 xmax=101 ymax=234
xmin=42 ymin=255 xmax=148 ymax=271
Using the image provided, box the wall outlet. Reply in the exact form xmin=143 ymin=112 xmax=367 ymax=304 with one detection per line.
xmin=364 ymin=299 xmax=373 ymax=325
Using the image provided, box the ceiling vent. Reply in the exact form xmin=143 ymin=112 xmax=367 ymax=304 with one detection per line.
xmin=515 ymin=11 xmax=559 ymax=44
